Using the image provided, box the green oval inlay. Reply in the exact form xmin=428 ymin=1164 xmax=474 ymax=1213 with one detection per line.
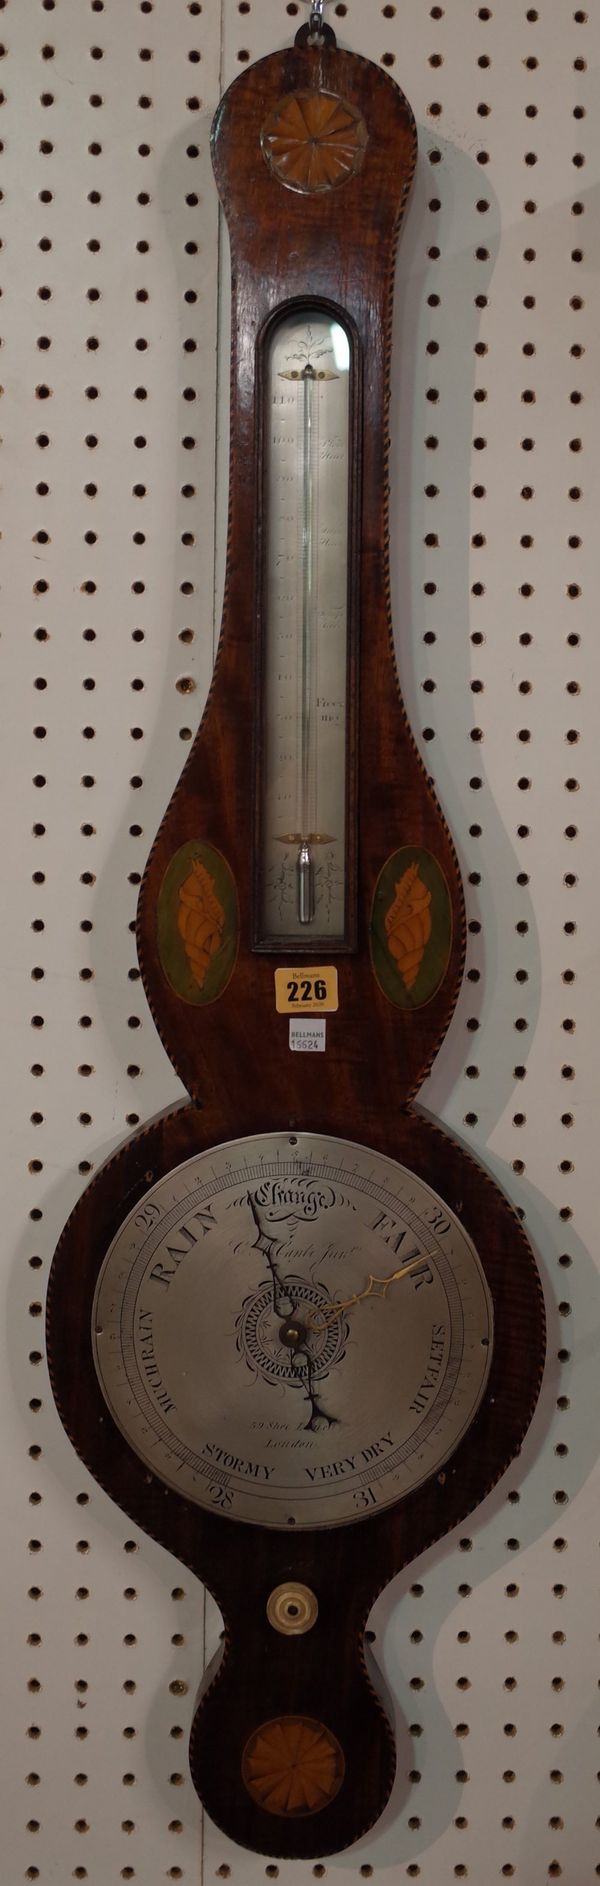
xmin=370 ymin=846 xmax=452 ymax=1011
xmin=157 ymin=840 xmax=238 ymax=1007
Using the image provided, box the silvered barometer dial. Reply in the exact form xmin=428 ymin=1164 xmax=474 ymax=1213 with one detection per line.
xmin=92 ymin=1133 xmax=492 ymax=1529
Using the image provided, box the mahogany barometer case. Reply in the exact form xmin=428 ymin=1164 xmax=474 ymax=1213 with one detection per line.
xmin=47 ymin=14 xmax=545 ymax=1860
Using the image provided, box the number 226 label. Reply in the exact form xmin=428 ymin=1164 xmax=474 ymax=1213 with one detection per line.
xmin=274 ymin=965 xmax=338 ymax=1015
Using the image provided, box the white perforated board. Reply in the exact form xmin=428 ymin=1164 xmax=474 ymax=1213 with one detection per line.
xmin=1 ymin=1 xmax=598 ymax=1881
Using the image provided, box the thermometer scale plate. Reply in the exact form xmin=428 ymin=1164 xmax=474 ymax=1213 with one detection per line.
xmin=260 ymin=311 xmax=352 ymax=945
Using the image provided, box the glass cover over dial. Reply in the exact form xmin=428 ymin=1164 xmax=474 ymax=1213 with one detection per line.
xmin=92 ymin=1132 xmax=493 ymax=1529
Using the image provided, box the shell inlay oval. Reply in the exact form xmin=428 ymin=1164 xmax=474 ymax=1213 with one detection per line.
xmin=242 ymin=1715 xmax=345 ymax=1817
xmin=370 ymin=846 xmax=452 ymax=1010
xmin=157 ymin=840 xmax=238 ymax=1006
xmin=261 ymin=88 xmax=368 ymax=194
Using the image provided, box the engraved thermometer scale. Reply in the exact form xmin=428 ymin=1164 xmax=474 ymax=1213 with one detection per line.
xmin=47 ymin=4 xmax=545 ymax=1860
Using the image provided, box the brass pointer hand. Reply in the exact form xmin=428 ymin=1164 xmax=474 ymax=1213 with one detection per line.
xmin=306 ymin=1250 xmax=435 ymax=1332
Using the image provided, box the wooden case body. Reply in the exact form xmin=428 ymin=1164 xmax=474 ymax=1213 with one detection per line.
xmin=47 ymin=29 xmax=545 ymax=1860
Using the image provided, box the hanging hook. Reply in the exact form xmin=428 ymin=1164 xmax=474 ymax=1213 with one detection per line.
xmin=296 ymin=0 xmax=336 ymax=50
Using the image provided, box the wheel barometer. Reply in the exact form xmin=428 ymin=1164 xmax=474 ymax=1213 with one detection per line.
xmin=48 ymin=3 xmax=545 ymax=1859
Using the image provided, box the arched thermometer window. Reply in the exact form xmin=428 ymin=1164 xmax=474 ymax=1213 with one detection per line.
xmin=256 ymin=307 xmax=355 ymax=950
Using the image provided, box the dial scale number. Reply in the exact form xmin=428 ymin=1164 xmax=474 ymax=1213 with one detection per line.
xmin=93 ymin=1132 xmax=493 ymax=1529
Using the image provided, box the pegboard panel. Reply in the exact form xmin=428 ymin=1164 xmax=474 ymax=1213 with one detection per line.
xmin=1 ymin=1 xmax=598 ymax=1882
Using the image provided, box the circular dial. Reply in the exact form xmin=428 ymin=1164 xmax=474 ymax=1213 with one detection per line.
xmin=92 ymin=1132 xmax=493 ymax=1529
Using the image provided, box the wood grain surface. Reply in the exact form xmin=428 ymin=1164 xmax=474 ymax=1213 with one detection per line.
xmin=136 ymin=27 xmax=465 ymax=1119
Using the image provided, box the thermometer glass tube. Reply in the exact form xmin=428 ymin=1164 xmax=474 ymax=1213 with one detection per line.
xmin=257 ymin=308 xmax=352 ymax=946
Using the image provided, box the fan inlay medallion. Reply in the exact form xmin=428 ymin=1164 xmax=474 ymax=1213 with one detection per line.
xmin=261 ymin=88 xmax=368 ymax=194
